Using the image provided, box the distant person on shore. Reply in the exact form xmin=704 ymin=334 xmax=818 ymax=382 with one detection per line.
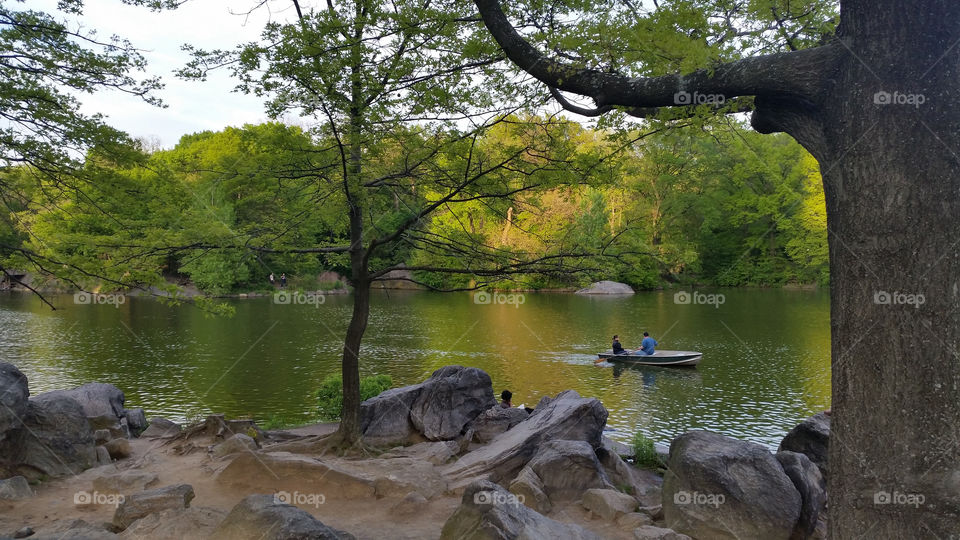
xmin=636 ymin=331 xmax=657 ymax=356
xmin=612 ymin=335 xmax=625 ymax=354
xmin=280 ymin=273 xmax=287 ymax=288
xmin=269 ymin=273 xmax=275 ymax=287
xmin=499 ymin=390 xmax=512 ymax=408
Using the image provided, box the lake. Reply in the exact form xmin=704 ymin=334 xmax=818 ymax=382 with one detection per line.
xmin=0 ymin=288 xmax=830 ymax=449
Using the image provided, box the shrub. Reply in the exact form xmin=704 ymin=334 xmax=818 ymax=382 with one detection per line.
xmin=316 ymin=374 xmax=393 ymax=421
xmin=632 ymin=432 xmax=664 ymax=470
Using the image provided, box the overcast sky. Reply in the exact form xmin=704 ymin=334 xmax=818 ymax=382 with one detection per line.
xmin=38 ymin=1 xmax=306 ymax=149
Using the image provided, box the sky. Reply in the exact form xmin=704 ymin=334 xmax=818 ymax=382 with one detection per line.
xmin=36 ymin=1 xmax=305 ymax=149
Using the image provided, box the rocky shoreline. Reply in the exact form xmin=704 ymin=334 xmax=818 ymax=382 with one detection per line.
xmin=0 ymin=363 xmax=829 ymax=539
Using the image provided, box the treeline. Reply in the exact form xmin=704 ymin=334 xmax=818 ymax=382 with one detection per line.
xmin=0 ymin=118 xmax=827 ymax=294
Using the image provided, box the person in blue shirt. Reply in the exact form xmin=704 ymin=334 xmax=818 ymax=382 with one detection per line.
xmin=637 ymin=332 xmax=657 ymax=355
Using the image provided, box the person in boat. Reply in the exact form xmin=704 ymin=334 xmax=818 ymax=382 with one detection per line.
xmin=612 ymin=335 xmax=625 ymax=354
xmin=499 ymin=389 xmax=513 ymax=408
xmin=636 ymin=331 xmax=658 ymax=355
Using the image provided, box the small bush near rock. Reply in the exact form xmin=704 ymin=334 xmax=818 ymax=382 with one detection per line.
xmin=632 ymin=432 xmax=663 ymax=469
xmin=316 ymin=374 xmax=392 ymax=421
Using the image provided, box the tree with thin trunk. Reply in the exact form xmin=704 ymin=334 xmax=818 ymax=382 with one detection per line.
xmin=471 ymin=0 xmax=960 ymax=535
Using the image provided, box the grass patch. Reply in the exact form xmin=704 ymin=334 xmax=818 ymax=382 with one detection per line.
xmin=632 ymin=431 xmax=665 ymax=470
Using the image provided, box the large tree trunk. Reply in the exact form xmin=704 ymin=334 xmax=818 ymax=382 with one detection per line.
xmin=775 ymin=2 xmax=960 ymax=535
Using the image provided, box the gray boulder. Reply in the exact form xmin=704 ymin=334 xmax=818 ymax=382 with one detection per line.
xmin=663 ymin=431 xmax=801 ymax=540
xmin=383 ymin=440 xmax=459 ymax=465
xmin=389 ymin=491 xmax=429 ymax=517
xmin=527 ymin=440 xmax=613 ymax=501
xmin=140 ymin=418 xmax=182 ymax=439
xmin=442 ymin=390 xmax=608 ymax=489
xmin=11 ymin=393 xmax=97 ymax=480
xmin=209 ymin=494 xmax=354 ymax=540
xmin=359 ymin=385 xmax=421 ymax=445
xmin=508 ymin=466 xmax=552 ymax=514
xmin=468 ymin=406 xmax=529 ymax=443
xmin=575 ymin=281 xmax=635 ymax=295
xmin=42 ymin=382 xmax=125 ymax=420
xmin=113 ymin=484 xmax=195 ymax=530
xmin=779 ymin=412 xmax=830 ymax=477
xmin=0 ymin=475 xmax=33 ymax=500
xmin=776 ymin=450 xmax=827 ymax=540
xmin=212 ymin=433 xmax=258 ymax=459
xmin=123 ymin=408 xmax=148 ymax=436
xmin=93 ymin=471 xmax=159 ymax=494
xmin=0 ymin=362 xmax=28 ymax=440
xmin=440 ymin=480 xmax=601 ymax=540
xmin=582 ymin=488 xmax=638 ymax=520
xmin=88 ymin=414 xmax=130 ymax=439
xmin=117 ymin=506 xmax=226 ymax=540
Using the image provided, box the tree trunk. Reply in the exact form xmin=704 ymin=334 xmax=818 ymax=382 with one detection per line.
xmin=338 ymin=264 xmax=369 ymax=445
xmin=768 ymin=2 xmax=960 ymax=535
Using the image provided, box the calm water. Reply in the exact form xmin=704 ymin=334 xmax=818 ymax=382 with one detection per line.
xmin=0 ymin=288 xmax=830 ymax=448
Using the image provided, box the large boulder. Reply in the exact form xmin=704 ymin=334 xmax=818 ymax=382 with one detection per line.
xmin=123 ymin=408 xmax=148 ymax=436
xmin=509 ymin=466 xmax=552 ymax=514
xmin=215 ymin=451 xmax=375 ymax=499
xmin=209 ymin=494 xmax=354 ymax=540
xmin=360 ymin=365 xmax=496 ymax=445
xmin=779 ymin=412 xmax=830 ymax=477
xmin=382 ymin=440 xmax=460 ymax=465
xmin=113 ymin=484 xmax=195 ymax=530
xmin=663 ymin=431 xmax=801 ymax=540
xmin=9 ymin=393 xmax=97 ymax=480
xmin=575 ymin=281 xmax=635 ymax=295
xmin=0 ymin=363 xmax=28 ymax=440
xmin=581 ymin=488 xmax=638 ymax=520
xmin=0 ymin=476 xmax=33 ymax=500
xmin=468 ymin=406 xmax=530 ymax=443
xmin=442 ymin=390 xmax=608 ymax=489
xmin=118 ymin=506 xmax=226 ymax=540
xmin=41 ymin=382 xmax=125 ymax=420
xmin=211 ymin=433 xmax=258 ymax=459
xmin=140 ymin=418 xmax=182 ymax=439
xmin=440 ymin=480 xmax=601 ymax=540
xmin=776 ymin=451 xmax=827 ymax=540
xmin=527 ymin=440 xmax=613 ymax=501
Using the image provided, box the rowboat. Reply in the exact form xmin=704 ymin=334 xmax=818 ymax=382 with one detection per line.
xmin=597 ymin=350 xmax=702 ymax=367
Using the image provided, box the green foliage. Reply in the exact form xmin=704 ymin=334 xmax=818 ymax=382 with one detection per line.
xmin=316 ymin=374 xmax=393 ymax=421
xmin=632 ymin=432 xmax=663 ymax=470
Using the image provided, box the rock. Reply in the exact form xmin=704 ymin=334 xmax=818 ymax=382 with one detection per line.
xmin=638 ymin=505 xmax=664 ymax=520
xmin=468 ymin=406 xmax=529 ymax=443
xmin=30 ymin=519 xmax=116 ymax=539
xmin=598 ymin=445 xmax=662 ymax=505
xmin=0 ymin=476 xmax=33 ymax=500
xmin=582 ymin=488 xmax=638 ymax=520
xmin=776 ymin=450 xmax=827 ymax=540
xmin=211 ymin=433 xmax=258 ymax=459
xmin=88 ymin=415 xmax=130 ymax=440
xmin=0 ymin=362 xmax=29 ymax=440
xmin=10 ymin=393 xmax=97 ymax=480
xmin=779 ymin=412 xmax=830 ymax=477
xmin=198 ymin=415 xmax=265 ymax=442
xmin=336 ymin=457 xmax=446 ymax=499
xmin=383 ymin=440 xmax=459 ymax=465
xmin=113 ymin=484 xmax=195 ymax=531
xmin=13 ymin=526 xmax=34 ymax=539
xmin=361 ymin=365 xmax=496 ymax=445
xmin=117 ymin=506 xmax=226 ymax=540
xmin=104 ymin=439 xmax=132 ymax=459
xmin=527 ymin=440 xmax=613 ymax=501
xmin=215 ymin=452 xmax=375 ymax=499
xmin=602 ymin=435 xmax=635 ymax=459
xmin=442 ymin=390 xmax=608 ymax=489
xmin=440 ymin=480 xmax=601 ymax=540
xmin=140 ymin=418 xmax=182 ymax=439
xmin=97 ymin=445 xmax=112 ymax=465
xmin=663 ymin=431 xmax=801 ymax=540
xmin=633 ymin=525 xmax=692 ymax=540
xmin=93 ymin=471 xmax=159 ymax=494
xmin=123 ymin=408 xmax=148 ymax=437
xmin=209 ymin=494 xmax=354 ymax=540
xmin=42 ymin=383 xmax=125 ymax=420
xmin=575 ymin=281 xmax=635 ymax=295
xmin=389 ymin=491 xmax=429 ymax=517
xmin=508 ymin=466 xmax=551 ymax=514
xmin=94 ymin=429 xmax=112 ymax=445
xmin=616 ymin=512 xmax=653 ymax=529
